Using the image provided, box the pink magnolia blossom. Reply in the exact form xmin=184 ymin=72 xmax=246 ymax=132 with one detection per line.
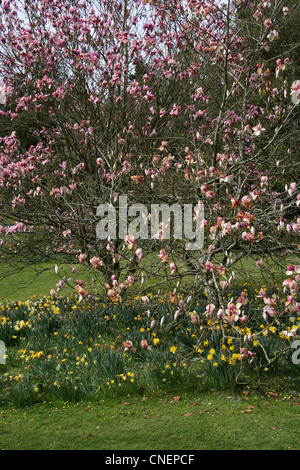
xmin=260 ymin=176 xmax=268 ymax=186
xmin=135 ymin=248 xmax=143 ymax=261
xmin=205 ymin=304 xmax=215 ymax=317
xmin=264 ymin=18 xmax=272 ymax=29
xmin=158 ymin=249 xmax=168 ymax=263
xmin=285 ymin=296 xmax=300 ymax=313
xmin=253 ymin=10 xmax=263 ymax=20
xmin=90 ymin=257 xmax=103 ymax=269
xmin=170 ymin=262 xmax=177 ymax=273
xmin=217 ymin=309 xmax=224 ymax=320
xmin=190 ymin=313 xmax=200 ymax=325
xmin=264 ymin=306 xmax=278 ymax=318
xmin=127 ymin=276 xmax=135 ymax=285
xmin=282 ymin=328 xmax=297 ymax=338
xmin=123 ymin=341 xmax=136 ymax=353
xmin=174 ymin=310 xmax=181 ymax=321
xmin=79 ymin=253 xmax=87 ymax=264
xmin=76 ymin=285 xmax=87 ymax=301
xmin=107 ymin=289 xmax=118 ymax=300
xmin=256 ymin=259 xmax=264 ymax=269
xmin=252 ymin=123 xmax=266 ymax=136
xmin=237 ymin=292 xmax=249 ymax=307
xmin=267 ymin=30 xmax=279 ymax=41
xmin=240 ymin=315 xmax=248 ymax=326
xmin=50 ymin=289 xmax=56 ymax=298
xmin=125 ymin=234 xmax=136 ymax=249
xmin=204 ymin=261 xmax=215 ymax=271
xmin=242 ymin=232 xmax=254 ymax=243
xmin=291 ymin=80 xmax=300 ymax=104
xmin=286 ymin=265 xmax=300 ymax=276
xmin=141 ymin=339 xmax=149 ymax=351
xmin=282 ymin=278 xmax=298 ymax=295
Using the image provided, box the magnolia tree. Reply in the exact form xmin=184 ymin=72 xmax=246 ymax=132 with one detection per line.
xmin=0 ymin=0 xmax=299 ymax=370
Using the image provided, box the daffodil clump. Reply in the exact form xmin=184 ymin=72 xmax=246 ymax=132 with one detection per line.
xmin=0 ymin=281 xmax=299 ymax=407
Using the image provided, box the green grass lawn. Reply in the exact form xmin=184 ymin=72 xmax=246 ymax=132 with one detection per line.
xmin=0 ymin=252 xmax=299 ymax=302
xmin=0 ymin=260 xmax=91 ymax=302
xmin=0 ymin=389 xmax=299 ymax=450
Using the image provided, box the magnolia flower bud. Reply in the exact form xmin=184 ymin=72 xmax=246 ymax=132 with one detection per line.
xmin=50 ymin=289 xmax=56 ymax=297
xmin=170 ymin=262 xmax=177 ymax=273
xmin=217 ymin=309 xmax=224 ymax=320
xmin=256 ymin=259 xmax=264 ymax=269
xmin=174 ymin=310 xmax=180 ymax=321
xmin=135 ymin=248 xmax=143 ymax=261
